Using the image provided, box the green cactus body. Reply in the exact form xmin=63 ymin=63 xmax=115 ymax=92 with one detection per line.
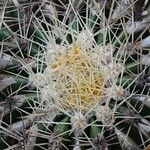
xmin=0 ymin=0 xmax=150 ymax=150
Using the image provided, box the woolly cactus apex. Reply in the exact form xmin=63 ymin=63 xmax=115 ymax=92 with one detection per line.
xmin=44 ymin=38 xmax=106 ymax=111
xmin=0 ymin=0 xmax=150 ymax=149
xmin=42 ymin=30 xmax=125 ymax=113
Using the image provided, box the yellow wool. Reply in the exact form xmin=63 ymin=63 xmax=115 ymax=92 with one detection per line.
xmin=50 ymin=43 xmax=104 ymax=110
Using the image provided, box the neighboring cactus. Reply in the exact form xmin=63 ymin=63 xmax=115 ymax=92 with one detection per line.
xmin=0 ymin=0 xmax=150 ymax=150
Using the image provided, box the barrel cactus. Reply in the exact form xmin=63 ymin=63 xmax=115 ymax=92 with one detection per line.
xmin=0 ymin=0 xmax=150 ymax=149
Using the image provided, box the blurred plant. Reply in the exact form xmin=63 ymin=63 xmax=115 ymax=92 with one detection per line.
xmin=0 ymin=0 xmax=150 ymax=149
